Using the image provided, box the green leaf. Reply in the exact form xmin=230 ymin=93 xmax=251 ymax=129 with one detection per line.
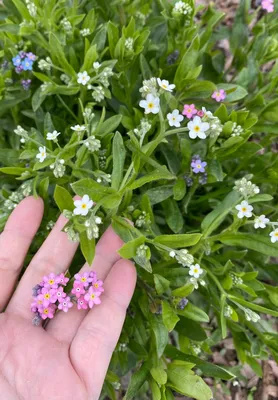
xmin=54 ymin=185 xmax=74 ymax=212
xmin=80 ymin=231 xmax=95 ymax=266
xmin=127 ymin=170 xmax=174 ymax=190
xmin=0 ymin=149 xmax=21 ymax=166
xmin=162 ymin=301 xmax=180 ymax=332
xmin=99 ymin=192 xmax=123 ymax=209
xmin=167 ymin=364 xmax=212 ymax=400
xmin=95 ymin=115 xmax=122 ymax=137
xmin=149 ymin=378 xmax=161 ymax=400
xmin=150 ymin=316 xmax=169 ymax=358
xmin=174 ymin=36 xmax=200 ymax=89
xmin=49 ymin=33 xmax=75 ymax=77
xmin=173 ymin=179 xmax=186 ymax=201
xmin=82 ymin=44 xmax=98 ymax=72
xmin=111 ymin=132 xmax=126 ymax=190
xmin=154 ymin=233 xmax=202 ymax=248
xmin=165 ymin=345 xmax=235 ymax=380
xmin=163 ymin=198 xmax=183 ymax=233
xmin=201 ymin=191 xmax=242 ymax=237
xmin=71 ymin=178 xmax=115 ymax=201
xmin=177 ymin=302 xmax=210 ymax=323
xmin=12 ymin=0 xmax=30 ymax=20
xmin=146 ymin=186 xmax=173 ymax=205
xmin=220 ymin=294 xmax=227 ymax=339
xmin=118 ymin=236 xmax=145 ymax=259
xmin=154 ymin=274 xmax=170 ymax=295
xmin=219 ymin=83 xmax=248 ymax=102
xmin=175 ymin=317 xmax=207 ymax=341
xmin=219 ymin=233 xmax=278 ymax=258
xmin=172 ymin=283 xmax=195 ymax=297
xmin=248 ymin=194 xmax=273 ymax=204
xmin=229 ymin=296 xmax=278 ymax=318
xmin=0 ymin=167 xmax=28 ymax=175
xmin=150 ymin=367 xmax=167 ymax=385
xmin=123 ymin=363 xmax=150 ymax=400
xmin=112 ymin=216 xmax=141 ymax=243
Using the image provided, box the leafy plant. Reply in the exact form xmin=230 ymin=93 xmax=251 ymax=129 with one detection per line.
xmin=0 ymin=0 xmax=278 ymax=399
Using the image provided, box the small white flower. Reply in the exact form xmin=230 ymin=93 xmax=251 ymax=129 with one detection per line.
xmin=235 ymin=200 xmax=253 ymax=219
xmin=270 ymin=228 xmax=278 ymax=243
xmin=157 ymin=78 xmax=175 ymax=92
xmin=167 ymin=109 xmax=184 ymax=127
xmin=201 ymin=107 xmax=213 ymax=118
xmin=187 ymin=116 xmax=210 ymax=139
xmin=73 ymin=194 xmax=94 ymax=216
xmin=93 ymin=62 xmax=101 ymax=70
xmin=254 ymin=214 xmax=270 ymax=229
xmin=77 ymin=71 xmax=90 ymax=86
xmin=189 ymin=263 xmax=203 ymax=279
xmin=95 ymin=216 xmax=102 ymax=224
xmin=46 ymin=130 xmax=60 ymax=141
xmin=71 ymin=125 xmax=86 ymax=132
xmin=139 ymin=93 xmax=160 ymax=114
xmin=36 ymin=146 xmax=47 ymax=163
xmin=169 ymin=251 xmax=176 ymax=258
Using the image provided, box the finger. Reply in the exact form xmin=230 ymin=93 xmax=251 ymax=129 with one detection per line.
xmin=0 ymin=197 xmax=44 ymax=311
xmin=7 ymin=212 xmax=79 ymax=319
xmin=70 ymin=259 xmax=136 ymax=399
xmin=46 ymin=226 xmax=124 ymax=343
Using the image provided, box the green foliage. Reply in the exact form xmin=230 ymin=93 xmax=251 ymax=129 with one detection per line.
xmin=0 ymin=0 xmax=278 ymax=399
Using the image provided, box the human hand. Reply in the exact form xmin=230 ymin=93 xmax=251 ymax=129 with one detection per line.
xmin=0 ymin=196 xmax=137 ymax=400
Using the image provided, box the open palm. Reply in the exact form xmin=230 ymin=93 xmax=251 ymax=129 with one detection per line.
xmin=0 ymin=197 xmax=136 ymax=400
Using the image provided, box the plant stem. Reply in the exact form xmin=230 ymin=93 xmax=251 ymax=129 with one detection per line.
xmin=57 ymin=95 xmax=79 ymax=122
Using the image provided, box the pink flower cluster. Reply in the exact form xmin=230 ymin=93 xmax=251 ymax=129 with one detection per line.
xmin=31 ymin=271 xmax=103 ymax=325
xmin=182 ymin=104 xmax=206 ymax=119
xmin=261 ymin=0 xmax=274 ymax=12
xmin=72 ymin=271 xmax=104 ymax=310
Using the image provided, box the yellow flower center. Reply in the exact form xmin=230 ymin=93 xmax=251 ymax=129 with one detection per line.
xmin=49 ymin=279 xmax=54 ymax=285
xmin=38 ymin=300 xmax=42 ymax=304
xmin=44 ymin=293 xmax=50 ymax=299
xmin=188 ymin=108 xmax=192 ymax=112
xmin=242 ymin=207 xmax=247 ymax=212
xmin=172 ymin=117 xmax=176 ymax=121
xmin=43 ymin=309 xmax=49 ymax=314
xmin=90 ymin=293 xmax=95 ymax=299
xmin=81 ymin=204 xmax=87 ymax=209
xmin=162 ymin=84 xmax=167 ymax=88
xmin=194 ymin=126 xmax=200 ymax=132
xmin=197 ymin=164 xmax=201 ymax=168
xmin=275 ymin=232 xmax=278 ymax=237
xmin=94 ymin=283 xmax=99 ymax=288
xmin=148 ymin=102 xmax=154 ymax=109
xmin=194 ymin=268 xmax=198 ymax=273
xmin=81 ymin=277 xmax=87 ymax=282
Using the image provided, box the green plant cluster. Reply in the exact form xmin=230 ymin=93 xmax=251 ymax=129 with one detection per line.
xmin=0 ymin=1 xmax=278 ymax=399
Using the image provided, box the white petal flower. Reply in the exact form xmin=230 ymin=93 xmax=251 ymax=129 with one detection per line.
xmin=189 ymin=264 xmax=203 ymax=279
xmin=36 ymin=146 xmax=47 ymax=163
xmin=77 ymin=71 xmax=90 ymax=86
xmin=167 ymin=109 xmax=184 ymax=127
xmin=270 ymin=228 xmax=278 ymax=243
xmin=93 ymin=62 xmax=101 ymax=70
xmin=139 ymin=93 xmax=160 ymax=114
xmin=187 ymin=116 xmax=210 ymax=139
xmin=157 ymin=78 xmax=175 ymax=92
xmin=201 ymin=107 xmax=213 ymax=118
xmin=73 ymin=194 xmax=94 ymax=216
xmin=71 ymin=125 xmax=86 ymax=132
xmin=235 ymin=200 xmax=253 ymax=219
xmin=254 ymin=214 xmax=270 ymax=229
xmin=46 ymin=130 xmax=61 ymax=141
xmin=169 ymin=251 xmax=176 ymax=258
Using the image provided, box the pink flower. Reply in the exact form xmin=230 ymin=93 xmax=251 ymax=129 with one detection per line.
xmin=42 ymin=272 xmax=59 ymax=289
xmin=182 ymin=104 xmax=198 ymax=118
xmin=89 ymin=271 xmax=97 ymax=281
xmin=31 ymin=295 xmax=44 ymax=312
xmin=84 ymin=287 xmax=102 ymax=308
xmin=71 ymin=282 xmax=86 ymax=298
xmin=197 ymin=110 xmax=204 ymax=117
xmin=261 ymin=0 xmax=274 ymax=12
xmin=57 ymin=273 xmax=69 ymax=286
xmin=74 ymin=271 xmax=93 ymax=287
xmin=41 ymin=287 xmax=58 ymax=305
xmin=91 ymin=279 xmax=104 ymax=293
xmin=58 ymin=297 xmax=73 ymax=313
xmin=77 ymin=296 xmax=89 ymax=310
xmin=38 ymin=303 xmax=57 ymax=320
xmin=212 ymin=89 xmax=226 ymax=102
xmin=56 ymin=286 xmax=67 ymax=302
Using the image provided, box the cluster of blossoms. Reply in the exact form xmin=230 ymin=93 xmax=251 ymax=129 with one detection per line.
xmin=3 ymin=181 xmax=33 ymax=211
xmin=64 ymin=195 xmax=103 ymax=241
xmin=125 ymin=37 xmax=134 ymax=52
xmin=234 ymin=178 xmax=278 ymax=243
xmin=61 ymin=17 xmax=72 ymax=32
xmin=38 ymin=57 xmax=52 ymax=72
xmin=12 ymin=51 xmax=36 ymax=73
xmin=169 ymin=249 xmax=206 ymax=289
xmin=26 ymin=0 xmax=37 ymax=17
xmin=80 ymin=28 xmax=91 ymax=37
xmin=31 ymin=271 xmax=103 ymax=325
xmin=172 ymin=1 xmax=193 ymax=17
xmin=135 ymin=211 xmax=151 ymax=228
xmin=231 ymin=122 xmax=244 ymax=137
xmin=261 ymin=0 xmax=274 ymax=12
xmin=76 ymin=64 xmax=114 ymax=102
